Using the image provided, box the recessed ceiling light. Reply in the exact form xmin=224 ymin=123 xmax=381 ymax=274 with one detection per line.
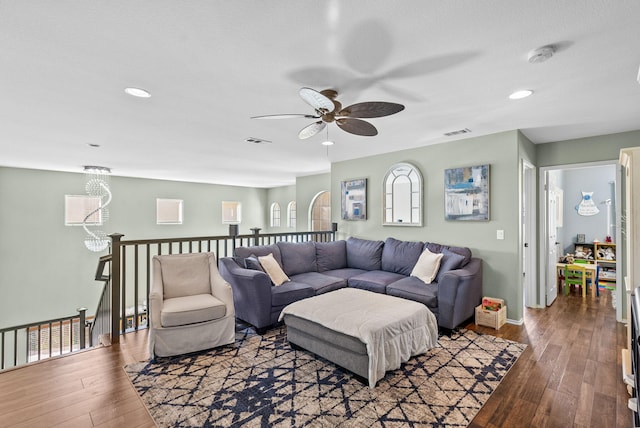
xmin=124 ymin=87 xmax=151 ymax=98
xmin=321 ymin=140 xmax=334 ymax=146
xmin=509 ymin=89 xmax=533 ymax=100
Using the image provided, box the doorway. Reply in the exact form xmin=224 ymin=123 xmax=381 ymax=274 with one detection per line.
xmin=309 ymin=191 xmax=331 ymax=231
xmin=539 ymin=161 xmax=622 ymax=320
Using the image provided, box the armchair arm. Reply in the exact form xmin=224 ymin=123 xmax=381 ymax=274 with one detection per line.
xmin=149 ymin=257 xmax=165 ymax=329
xmin=437 ymin=258 xmax=483 ymax=330
xmin=207 ymin=253 xmax=235 ymax=317
xmin=219 ymin=257 xmax=274 ymax=329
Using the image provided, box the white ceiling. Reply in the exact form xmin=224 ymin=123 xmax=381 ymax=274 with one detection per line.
xmin=2 ymin=1 xmax=640 ymax=188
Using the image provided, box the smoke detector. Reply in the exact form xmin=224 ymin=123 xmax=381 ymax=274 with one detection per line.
xmin=528 ymin=45 xmax=555 ymax=63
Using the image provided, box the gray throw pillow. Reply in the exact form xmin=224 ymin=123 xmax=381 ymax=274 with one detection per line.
xmin=435 ymin=248 xmax=466 ymax=283
xmin=244 ymin=255 xmax=265 ymax=272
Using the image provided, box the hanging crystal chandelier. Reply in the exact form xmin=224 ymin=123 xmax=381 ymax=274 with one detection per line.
xmin=82 ymin=166 xmax=112 ymax=252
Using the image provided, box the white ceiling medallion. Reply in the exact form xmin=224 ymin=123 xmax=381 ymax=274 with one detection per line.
xmin=527 ymin=45 xmax=555 ymax=64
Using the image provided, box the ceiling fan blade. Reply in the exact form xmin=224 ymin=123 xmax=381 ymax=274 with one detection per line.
xmin=299 ymin=87 xmax=335 ymax=112
xmin=320 ymin=89 xmax=338 ymax=100
xmin=338 ymin=102 xmax=405 ymax=118
xmin=336 ymin=118 xmax=378 ymax=136
xmin=298 ymin=121 xmax=326 ymax=139
xmin=251 ymin=114 xmax=319 ymax=119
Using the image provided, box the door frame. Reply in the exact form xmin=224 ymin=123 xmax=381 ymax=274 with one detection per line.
xmin=538 ymin=160 xmax=623 ymax=321
xmin=521 ymin=160 xmax=538 ymax=309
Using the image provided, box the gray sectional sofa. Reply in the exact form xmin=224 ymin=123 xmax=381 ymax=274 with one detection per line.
xmin=218 ymin=237 xmax=483 ymax=332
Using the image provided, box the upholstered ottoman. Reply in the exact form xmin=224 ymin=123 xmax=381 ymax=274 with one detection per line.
xmin=279 ymin=288 xmax=438 ymax=387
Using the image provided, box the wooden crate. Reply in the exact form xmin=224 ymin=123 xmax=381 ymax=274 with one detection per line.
xmin=475 ymin=305 xmax=507 ymax=330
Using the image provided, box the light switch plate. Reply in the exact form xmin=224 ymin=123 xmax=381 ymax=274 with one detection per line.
xmin=497 ymin=230 xmax=505 ymax=240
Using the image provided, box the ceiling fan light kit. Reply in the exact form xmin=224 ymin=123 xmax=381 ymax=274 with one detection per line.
xmin=252 ymin=87 xmax=405 ymax=139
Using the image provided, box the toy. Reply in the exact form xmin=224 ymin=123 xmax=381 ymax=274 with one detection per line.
xmin=559 ymin=253 xmax=575 ymax=264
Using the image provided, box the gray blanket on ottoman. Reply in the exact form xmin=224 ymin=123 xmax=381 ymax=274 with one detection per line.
xmin=279 ymin=288 xmax=438 ymax=387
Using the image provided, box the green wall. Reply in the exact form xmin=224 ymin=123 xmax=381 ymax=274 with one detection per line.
xmin=296 ymin=173 xmax=331 ymax=231
xmin=331 ymin=131 xmax=524 ymax=321
xmin=0 ymin=167 xmax=267 ymax=328
xmin=265 ymin=185 xmax=296 ymax=232
xmin=537 ymin=130 xmax=640 ymax=167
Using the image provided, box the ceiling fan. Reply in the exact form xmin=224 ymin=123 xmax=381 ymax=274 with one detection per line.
xmin=251 ymin=87 xmax=405 ymax=139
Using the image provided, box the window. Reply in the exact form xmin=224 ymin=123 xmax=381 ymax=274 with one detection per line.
xmin=270 ymin=202 xmax=281 ymax=227
xmin=383 ymin=162 xmax=422 ymax=226
xmin=309 ymin=191 xmax=331 ymax=231
xmin=222 ymin=201 xmax=241 ymax=224
xmin=65 ymin=195 xmax=102 ymax=226
xmin=156 ymin=199 xmax=183 ymax=224
xmin=287 ymin=201 xmax=297 ymax=228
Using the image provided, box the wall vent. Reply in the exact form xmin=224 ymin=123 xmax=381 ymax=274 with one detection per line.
xmin=443 ymin=128 xmax=471 ymax=137
xmin=245 ymin=137 xmax=272 ymax=144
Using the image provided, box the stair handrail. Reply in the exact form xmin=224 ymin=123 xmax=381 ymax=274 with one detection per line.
xmin=107 ymin=228 xmax=336 ymax=344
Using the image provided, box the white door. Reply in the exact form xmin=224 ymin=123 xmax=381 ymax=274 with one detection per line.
xmin=546 ymin=185 xmax=559 ymax=305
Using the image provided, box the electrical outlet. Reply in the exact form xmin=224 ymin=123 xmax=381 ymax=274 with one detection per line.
xmin=497 ymin=230 xmax=505 ymax=240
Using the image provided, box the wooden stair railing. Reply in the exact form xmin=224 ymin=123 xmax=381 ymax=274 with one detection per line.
xmin=0 ymin=309 xmax=89 ymax=371
xmin=107 ymin=228 xmax=336 ymax=344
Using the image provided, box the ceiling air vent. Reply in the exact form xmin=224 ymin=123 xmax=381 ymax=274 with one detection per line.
xmin=245 ymin=137 xmax=272 ymax=144
xmin=443 ymin=128 xmax=471 ymax=137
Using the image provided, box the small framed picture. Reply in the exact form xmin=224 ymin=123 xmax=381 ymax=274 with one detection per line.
xmin=576 ymin=234 xmax=585 ymax=243
xmin=341 ymin=179 xmax=366 ymax=221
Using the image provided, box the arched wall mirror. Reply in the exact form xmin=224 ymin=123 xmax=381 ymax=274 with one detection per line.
xmin=383 ymin=162 xmax=423 ymax=226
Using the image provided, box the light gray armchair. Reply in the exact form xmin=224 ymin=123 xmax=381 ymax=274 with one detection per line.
xmin=149 ymin=252 xmax=235 ymax=358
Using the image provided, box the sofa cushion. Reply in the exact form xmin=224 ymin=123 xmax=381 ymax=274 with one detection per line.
xmin=271 ymin=281 xmax=315 ymax=307
xmin=158 ymin=253 xmax=211 ymax=299
xmin=235 ymin=244 xmax=282 ymax=266
xmin=259 ymin=253 xmax=290 ymax=286
xmin=277 ymin=241 xmax=318 ymax=276
xmin=289 ymin=272 xmax=347 ymax=294
xmin=321 ymin=268 xmax=368 ymax=280
xmin=381 ymin=237 xmax=424 ymax=276
xmin=160 ymin=293 xmax=226 ymax=327
xmin=348 ymin=270 xmax=406 ymax=294
xmin=346 ymin=237 xmax=384 ymax=271
xmin=411 ymin=248 xmax=443 ymax=284
xmin=316 ymin=241 xmax=347 ymax=272
xmin=435 ymin=248 xmax=466 ymax=283
xmin=387 ymin=277 xmax=438 ymax=308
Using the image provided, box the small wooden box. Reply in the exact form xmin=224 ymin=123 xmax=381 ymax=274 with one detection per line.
xmin=475 ymin=305 xmax=507 ymax=330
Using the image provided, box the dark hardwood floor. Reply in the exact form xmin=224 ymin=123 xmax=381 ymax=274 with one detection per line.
xmin=0 ymin=289 xmax=631 ymax=427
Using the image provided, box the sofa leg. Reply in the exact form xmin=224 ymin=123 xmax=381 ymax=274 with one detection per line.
xmin=439 ymin=327 xmax=453 ymax=337
xmin=255 ymin=326 xmax=269 ymax=335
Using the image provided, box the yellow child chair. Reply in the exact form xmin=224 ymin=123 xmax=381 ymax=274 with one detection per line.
xmin=564 ymin=264 xmax=587 ymax=296
xmin=564 ymin=262 xmax=599 ymax=297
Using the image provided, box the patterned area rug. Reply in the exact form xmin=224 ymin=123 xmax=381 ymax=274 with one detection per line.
xmin=125 ymin=326 xmax=526 ymax=427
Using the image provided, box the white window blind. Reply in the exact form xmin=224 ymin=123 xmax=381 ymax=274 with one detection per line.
xmin=157 ymin=199 xmax=183 ymax=224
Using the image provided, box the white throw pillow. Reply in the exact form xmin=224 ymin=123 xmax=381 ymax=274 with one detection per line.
xmin=258 ymin=253 xmax=290 ymax=286
xmin=411 ymin=248 xmax=444 ymax=284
